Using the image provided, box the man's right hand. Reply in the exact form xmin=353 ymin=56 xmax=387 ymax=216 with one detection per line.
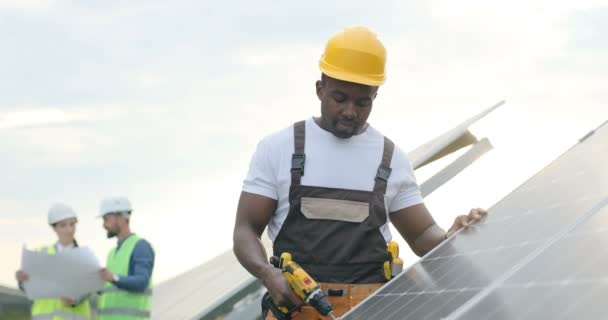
xmin=15 ymin=270 xmax=29 ymax=282
xmin=260 ymin=266 xmax=303 ymax=310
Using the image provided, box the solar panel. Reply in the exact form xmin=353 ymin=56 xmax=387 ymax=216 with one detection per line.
xmin=342 ymin=120 xmax=608 ymax=320
xmin=420 ymin=138 xmax=493 ymax=197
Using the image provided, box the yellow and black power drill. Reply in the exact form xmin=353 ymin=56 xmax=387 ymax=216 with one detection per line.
xmin=262 ymin=252 xmax=337 ymax=320
xmin=383 ymin=241 xmax=404 ymax=280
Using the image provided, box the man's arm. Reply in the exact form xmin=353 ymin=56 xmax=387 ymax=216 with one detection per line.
xmin=390 ymin=203 xmax=487 ymax=257
xmin=390 ymin=203 xmax=446 ymax=257
xmin=113 ymin=240 xmax=154 ymax=292
xmin=233 ymin=191 xmax=302 ymax=307
xmin=233 ymin=191 xmax=275 ymax=278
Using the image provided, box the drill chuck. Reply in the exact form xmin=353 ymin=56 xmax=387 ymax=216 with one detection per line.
xmin=307 ymin=288 xmax=334 ymax=316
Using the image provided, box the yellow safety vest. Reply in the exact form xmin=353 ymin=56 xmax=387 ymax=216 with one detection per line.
xmin=31 ymin=245 xmax=91 ymax=320
xmin=97 ymin=235 xmax=152 ymax=320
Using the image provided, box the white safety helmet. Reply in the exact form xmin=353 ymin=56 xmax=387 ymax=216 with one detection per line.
xmin=48 ymin=203 xmax=78 ymax=225
xmin=99 ymin=196 xmax=133 ymax=217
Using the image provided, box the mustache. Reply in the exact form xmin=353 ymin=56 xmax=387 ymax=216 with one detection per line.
xmin=336 ymin=119 xmax=357 ymax=128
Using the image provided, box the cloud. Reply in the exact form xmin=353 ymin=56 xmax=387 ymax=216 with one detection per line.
xmin=0 ymin=108 xmax=79 ymax=129
xmin=0 ymin=218 xmax=41 ymax=226
xmin=0 ymin=106 xmax=132 ymax=167
xmin=0 ymin=199 xmax=40 ymax=219
xmin=0 ymin=0 xmax=54 ymax=11
xmin=237 ymin=45 xmax=320 ymax=67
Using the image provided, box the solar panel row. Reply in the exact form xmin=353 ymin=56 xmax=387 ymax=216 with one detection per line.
xmin=342 ymin=121 xmax=608 ymax=320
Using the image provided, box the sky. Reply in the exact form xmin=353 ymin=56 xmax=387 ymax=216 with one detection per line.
xmin=0 ymin=0 xmax=607 ymax=287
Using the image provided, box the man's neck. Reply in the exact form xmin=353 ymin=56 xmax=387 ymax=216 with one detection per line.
xmin=116 ymin=228 xmax=132 ymax=242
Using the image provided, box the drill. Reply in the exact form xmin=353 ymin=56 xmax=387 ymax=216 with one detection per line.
xmin=383 ymin=241 xmax=403 ymax=280
xmin=262 ymin=252 xmax=337 ymax=320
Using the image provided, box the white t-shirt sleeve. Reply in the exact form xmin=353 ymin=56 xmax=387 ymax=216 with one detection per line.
xmin=388 ymin=156 xmax=424 ymax=213
xmin=242 ymin=138 xmax=279 ymax=200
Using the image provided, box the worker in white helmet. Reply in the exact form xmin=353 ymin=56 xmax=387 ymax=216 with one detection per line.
xmin=96 ymin=196 xmax=155 ymax=320
xmin=15 ymin=203 xmax=92 ymax=320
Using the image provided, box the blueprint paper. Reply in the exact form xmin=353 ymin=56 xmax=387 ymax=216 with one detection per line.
xmin=21 ymin=246 xmax=106 ymax=300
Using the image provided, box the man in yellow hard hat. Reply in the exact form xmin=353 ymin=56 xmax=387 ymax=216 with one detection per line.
xmin=233 ymin=26 xmax=487 ymax=319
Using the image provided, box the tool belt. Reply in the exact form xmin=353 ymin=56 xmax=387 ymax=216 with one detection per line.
xmin=264 ymin=283 xmax=383 ymax=320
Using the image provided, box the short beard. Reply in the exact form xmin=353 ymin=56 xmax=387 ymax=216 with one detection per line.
xmin=106 ymin=231 xmax=118 ymax=239
xmin=331 ymin=121 xmax=358 ymax=139
xmin=332 ymin=129 xmax=355 ymax=139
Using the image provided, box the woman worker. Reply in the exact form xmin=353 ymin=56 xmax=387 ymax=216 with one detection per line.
xmin=15 ymin=203 xmax=91 ymax=320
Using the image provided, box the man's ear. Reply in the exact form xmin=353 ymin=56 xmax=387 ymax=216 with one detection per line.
xmin=315 ymin=80 xmax=323 ymax=100
xmin=372 ymin=86 xmax=379 ymax=100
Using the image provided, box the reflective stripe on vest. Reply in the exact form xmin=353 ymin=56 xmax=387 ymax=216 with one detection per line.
xmin=98 ymin=308 xmax=151 ymax=318
xmin=98 ymin=234 xmax=152 ymax=320
xmin=31 ymin=245 xmax=92 ymax=320
xmin=99 ymin=286 xmax=153 ymax=296
xmin=32 ymin=309 xmax=90 ymax=320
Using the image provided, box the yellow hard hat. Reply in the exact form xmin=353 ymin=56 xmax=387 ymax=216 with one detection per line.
xmin=319 ymin=26 xmax=387 ymax=86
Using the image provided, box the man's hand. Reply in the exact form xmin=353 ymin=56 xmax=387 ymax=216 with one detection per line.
xmin=15 ymin=270 xmax=29 ymax=282
xmin=61 ymin=297 xmax=76 ymax=307
xmin=260 ymin=266 xmax=303 ymax=311
xmin=446 ymin=208 xmax=488 ymax=238
xmin=99 ymin=268 xmax=115 ymax=282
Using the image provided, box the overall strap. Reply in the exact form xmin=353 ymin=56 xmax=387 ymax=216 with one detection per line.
xmin=290 ymin=120 xmax=306 ymax=187
xmin=373 ymin=137 xmax=394 ymax=195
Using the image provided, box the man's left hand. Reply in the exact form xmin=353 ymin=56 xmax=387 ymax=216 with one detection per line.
xmin=446 ymin=208 xmax=488 ymax=238
xmin=99 ymin=268 xmax=115 ymax=282
xmin=61 ymin=297 xmax=76 ymax=307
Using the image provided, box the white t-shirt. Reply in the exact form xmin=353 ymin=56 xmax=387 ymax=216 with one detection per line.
xmin=56 ymin=242 xmax=75 ymax=253
xmin=243 ymin=118 xmax=423 ymax=242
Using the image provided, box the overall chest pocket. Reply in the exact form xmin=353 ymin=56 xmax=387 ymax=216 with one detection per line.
xmin=300 ymin=197 xmax=369 ymax=223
